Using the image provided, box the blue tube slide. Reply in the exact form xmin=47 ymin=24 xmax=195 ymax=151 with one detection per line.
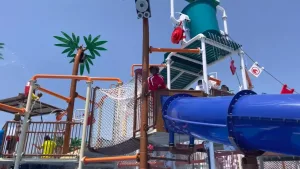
xmin=161 ymin=90 xmax=300 ymax=156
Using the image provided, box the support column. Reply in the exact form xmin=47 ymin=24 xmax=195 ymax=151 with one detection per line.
xmin=201 ymin=37 xmax=216 ymax=169
xmin=139 ymin=17 xmax=150 ymax=169
xmin=14 ymin=80 xmax=35 ymax=169
xmin=166 ymin=57 xmax=176 ymax=168
xmin=258 ymin=156 xmax=264 ymax=169
xmin=239 ymin=50 xmax=248 ymax=90
xmin=166 ymin=58 xmax=172 ymax=89
xmin=78 ymin=81 xmax=92 ymax=169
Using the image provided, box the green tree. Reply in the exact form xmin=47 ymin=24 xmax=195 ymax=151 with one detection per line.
xmin=54 ymin=31 xmax=107 ymax=75
xmin=0 ymin=43 xmax=4 ymax=59
xmin=54 ymin=31 xmax=107 ymax=154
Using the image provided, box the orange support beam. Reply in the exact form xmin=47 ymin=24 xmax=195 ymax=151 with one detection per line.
xmin=76 ymin=94 xmax=86 ymax=101
xmin=32 ymin=74 xmax=123 ymax=84
xmin=32 ymin=74 xmax=91 ymax=81
xmin=38 ymin=87 xmax=71 ymax=103
xmin=131 ymin=64 xmax=166 ymax=77
xmin=149 ymin=46 xmax=201 ymax=54
xmin=0 ymin=103 xmax=25 ymax=113
xmin=90 ymin=77 xmax=122 ymax=84
xmin=83 ymin=155 xmax=139 ymax=164
xmin=208 ymin=76 xmax=221 ymax=86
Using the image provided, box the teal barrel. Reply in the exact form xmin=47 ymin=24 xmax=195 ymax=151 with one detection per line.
xmin=182 ymin=0 xmax=220 ymax=38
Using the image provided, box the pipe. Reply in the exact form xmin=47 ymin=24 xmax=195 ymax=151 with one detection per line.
xmin=32 ymin=74 xmax=123 ymax=84
xmin=14 ymin=80 xmax=35 ymax=169
xmin=140 ymin=17 xmax=150 ymax=169
xmin=170 ymin=0 xmax=177 ymax=25
xmin=201 ymin=37 xmax=216 ymax=169
xmin=37 ymin=87 xmax=71 ymax=102
xmin=83 ymin=155 xmax=139 ymax=164
xmin=161 ymin=90 xmax=300 ymax=156
xmin=166 ymin=58 xmax=172 ymax=89
xmin=31 ymin=74 xmax=91 ymax=81
xmin=0 ymin=103 xmax=25 ymax=114
xmin=78 ymin=82 xmax=92 ymax=169
xmin=216 ymin=5 xmax=228 ymax=36
xmin=76 ymin=94 xmax=86 ymax=101
xmin=149 ymin=46 xmax=201 ymax=54
xmin=239 ymin=50 xmax=248 ymax=90
xmin=131 ymin=64 xmax=166 ymax=77
xmin=90 ymin=77 xmax=123 ymax=84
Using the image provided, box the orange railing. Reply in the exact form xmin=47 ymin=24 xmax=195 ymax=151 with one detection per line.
xmin=83 ymin=154 xmax=139 ymax=164
xmin=149 ymin=46 xmax=201 ymax=54
xmin=0 ymin=75 xmax=122 ymax=112
xmin=1 ymin=121 xmax=82 ymax=159
xmin=0 ymin=104 xmax=25 ymax=114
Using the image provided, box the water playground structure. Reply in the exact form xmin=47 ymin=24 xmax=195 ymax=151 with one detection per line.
xmin=0 ymin=0 xmax=299 ymax=169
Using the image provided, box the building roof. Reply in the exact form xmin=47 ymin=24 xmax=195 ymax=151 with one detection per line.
xmin=0 ymin=93 xmax=64 ymax=116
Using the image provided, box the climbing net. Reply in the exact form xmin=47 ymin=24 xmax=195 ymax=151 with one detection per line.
xmin=89 ymin=73 xmax=143 ymax=150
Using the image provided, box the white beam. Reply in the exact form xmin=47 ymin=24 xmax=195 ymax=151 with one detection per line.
xmin=173 ymin=53 xmax=202 ymax=65
xmin=171 ymin=71 xmax=184 ymax=83
xmin=171 ymin=66 xmax=200 ymax=77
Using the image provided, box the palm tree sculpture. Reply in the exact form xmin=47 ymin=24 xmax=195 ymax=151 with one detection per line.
xmin=0 ymin=43 xmax=4 ymax=60
xmin=54 ymin=31 xmax=107 ymax=153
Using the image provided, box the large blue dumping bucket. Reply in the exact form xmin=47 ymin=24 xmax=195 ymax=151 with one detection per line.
xmin=182 ymin=0 xmax=220 ymax=38
xmin=161 ymin=90 xmax=300 ymax=156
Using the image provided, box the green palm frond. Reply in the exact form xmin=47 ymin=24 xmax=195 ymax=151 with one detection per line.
xmin=84 ymin=34 xmax=107 ymax=58
xmin=54 ymin=32 xmax=107 ymax=75
xmin=79 ymin=54 xmax=94 ymax=75
xmin=0 ymin=43 xmax=4 ymax=60
xmin=54 ymin=32 xmax=79 ymax=58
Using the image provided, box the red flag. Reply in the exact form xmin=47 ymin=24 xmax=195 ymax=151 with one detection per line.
xmin=280 ymin=84 xmax=294 ymax=94
xmin=230 ymin=60 xmax=236 ymax=75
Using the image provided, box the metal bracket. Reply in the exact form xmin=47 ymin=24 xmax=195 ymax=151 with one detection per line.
xmin=227 ymin=90 xmax=264 ymax=156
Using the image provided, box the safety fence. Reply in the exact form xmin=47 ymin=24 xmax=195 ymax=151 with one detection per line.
xmin=1 ymin=121 xmax=83 ymax=159
xmin=133 ymin=93 xmax=155 ymax=137
xmin=88 ymin=70 xmax=144 ymax=155
xmin=261 ymin=160 xmax=300 ymax=169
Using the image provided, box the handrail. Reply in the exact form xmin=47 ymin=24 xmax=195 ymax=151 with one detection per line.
xmin=76 ymin=94 xmax=86 ymax=101
xmin=131 ymin=64 xmax=166 ymax=77
xmin=32 ymin=74 xmax=123 ymax=84
xmin=37 ymin=87 xmax=71 ymax=103
xmin=149 ymin=46 xmax=201 ymax=54
xmin=0 ymin=103 xmax=25 ymax=113
xmin=90 ymin=77 xmax=122 ymax=84
xmin=31 ymin=74 xmax=91 ymax=81
xmin=83 ymin=154 xmax=139 ymax=164
xmin=208 ymin=76 xmax=221 ymax=86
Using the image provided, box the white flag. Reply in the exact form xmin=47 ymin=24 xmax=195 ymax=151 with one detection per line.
xmin=248 ymin=62 xmax=264 ymax=78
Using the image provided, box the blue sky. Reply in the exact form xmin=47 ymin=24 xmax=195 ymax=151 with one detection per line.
xmin=0 ymin=0 xmax=299 ymax=126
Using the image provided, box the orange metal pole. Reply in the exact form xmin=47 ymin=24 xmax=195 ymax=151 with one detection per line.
xmin=131 ymin=64 xmax=166 ymax=77
xmin=32 ymin=74 xmax=122 ymax=84
xmin=31 ymin=74 xmax=91 ymax=81
xmin=0 ymin=103 xmax=25 ymax=113
xmin=149 ymin=46 xmax=201 ymax=54
xmin=83 ymin=155 xmax=138 ymax=164
xmin=90 ymin=77 xmax=122 ymax=84
xmin=76 ymin=94 xmax=86 ymax=101
xmin=37 ymin=87 xmax=71 ymax=103
xmin=208 ymin=76 xmax=222 ymax=86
